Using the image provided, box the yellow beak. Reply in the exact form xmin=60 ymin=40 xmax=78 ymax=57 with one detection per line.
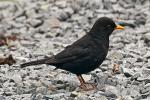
xmin=115 ymin=25 xmax=124 ymax=30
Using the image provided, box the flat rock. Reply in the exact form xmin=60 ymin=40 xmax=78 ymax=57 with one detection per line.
xmin=46 ymin=18 xmax=61 ymax=28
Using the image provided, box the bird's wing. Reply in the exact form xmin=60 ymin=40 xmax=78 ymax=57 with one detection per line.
xmin=45 ymin=45 xmax=90 ymax=64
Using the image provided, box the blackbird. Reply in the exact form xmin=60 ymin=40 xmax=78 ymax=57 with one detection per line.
xmin=21 ymin=17 xmax=124 ymax=91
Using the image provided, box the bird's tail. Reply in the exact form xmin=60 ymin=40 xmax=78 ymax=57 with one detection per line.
xmin=20 ymin=59 xmax=47 ymax=68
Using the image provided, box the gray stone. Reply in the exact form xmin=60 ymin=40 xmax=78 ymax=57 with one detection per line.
xmin=55 ymin=1 xmax=67 ymax=8
xmin=36 ymin=86 xmax=47 ymax=94
xmin=131 ymin=73 xmax=141 ymax=80
xmin=11 ymin=74 xmax=23 ymax=86
xmin=137 ymin=76 xmax=150 ymax=83
xmin=88 ymin=0 xmax=103 ymax=9
xmin=20 ymin=40 xmax=36 ymax=47
xmin=99 ymin=96 xmax=108 ymax=100
xmin=92 ymin=73 xmax=108 ymax=90
xmin=112 ymin=43 xmax=124 ymax=49
xmin=43 ymin=93 xmax=66 ymax=99
xmin=15 ymin=16 xmax=26 ymax=23
xmin=75 ymin=95 xmax=90 ymax=100
xmin=130 ymin=88 xmax=141 ymax=97
xmin=76 ymin=0 xmax=89 ymax=7
xmin=26 ymin=18 xmax=43 ymax=28
xmin=142 ymin=68 xmax=150 ymax=76
xmin=0 ymin=96 xmax=5 ymax=100
xmin=89 ymin=95 xmax=108 ymax=100
xmin=101 ymin=91 xmax=117 ymax=99
xmin=144 ymin=51 xmax=150 ymax=58
xmin=64 ymin=7 xmax=74 ymax=16
xmin=105 ymin=85 xmax=118 ymax=96
xmin=71 ymin=3 xmax=80 ymax=13
xmin=122 ymin=67 xmax=134 ymax=77
xmin=58 ymin=11 xmax=70 ymax=21
xmin=143 ymin=33 xmax=150 ymax=41
xmin=108 ymin=51 xmax=124 ymax=60
xmin=122 ymin=96 xmax=133 ymax=100
xmin=140 ymin=87 xmax=150 ymax=94
xmin=34 ymin=93 xmax=43 ymax=100
xmin=45 ymin=18 xmax=61 ymax=28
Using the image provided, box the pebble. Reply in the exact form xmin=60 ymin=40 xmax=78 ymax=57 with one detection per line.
xmin=105 ymin=85 xmax=118 ymax=97
xmin=108 ymin=51 xmax=124 ymax=60
xmin=123 ymin=67 xmax=134 ymax=77
xmin=26 ymin=18 xmax=43 ymax=28
xmin=47 ymin=18 xmax=61 ymax=28
xmin=131 ymin=73 xmax=141 ymax=80
xmin=11 ymin=74 xmax=22 ymax=86
xmin=55 ymin=1 xmax=67 ymax=8
xmin=142 ymin=68 xmax=150 ymax=76
xmin=137 ymin=76 xmax=150 ymax=83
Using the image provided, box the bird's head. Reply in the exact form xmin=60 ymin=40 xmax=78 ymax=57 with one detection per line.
xmin=89 ymin=17 xmax=124 ymax=38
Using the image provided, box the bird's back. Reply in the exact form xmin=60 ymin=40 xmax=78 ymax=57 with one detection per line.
xmin=49 ymin=34 xmax=109 ymax=74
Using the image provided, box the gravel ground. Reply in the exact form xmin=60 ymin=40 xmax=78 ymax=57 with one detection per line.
xmin=0 ymin=0 xmax=150 ymax=100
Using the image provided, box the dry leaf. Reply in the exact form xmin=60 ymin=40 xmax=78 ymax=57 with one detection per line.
xmin=0 ymin=55 xmax=16 ymax=65
xmin=0 ymin=34 xmax=17 ymax=47
xmin=112 ymin=64 xmax=120 ymax=74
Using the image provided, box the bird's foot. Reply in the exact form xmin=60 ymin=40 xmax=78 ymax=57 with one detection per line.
xmin=80 ymin=83 xmax=97 ymax=91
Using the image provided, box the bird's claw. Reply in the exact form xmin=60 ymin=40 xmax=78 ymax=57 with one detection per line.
xmin=80 ymin=83 xmax=97 ymax=91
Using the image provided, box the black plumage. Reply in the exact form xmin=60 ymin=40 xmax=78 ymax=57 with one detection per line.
xmin=21 ymin=17 xmax=124 ymax=90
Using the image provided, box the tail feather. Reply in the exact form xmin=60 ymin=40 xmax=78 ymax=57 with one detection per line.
xmin=20 ymin=59 xmax=47 ymax=68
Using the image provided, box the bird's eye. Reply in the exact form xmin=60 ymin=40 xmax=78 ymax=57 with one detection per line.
xmin=105 ymin=25 xmax=111 ymax=29
xmin=106 ymin=25 xmax=111 ymax=28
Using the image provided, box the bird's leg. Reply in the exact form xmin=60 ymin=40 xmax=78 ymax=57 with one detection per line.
xmin=77 ymin=75 xmax=86 ymax=86
xmin=77 ymin=75 xmax=97 ymax=91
